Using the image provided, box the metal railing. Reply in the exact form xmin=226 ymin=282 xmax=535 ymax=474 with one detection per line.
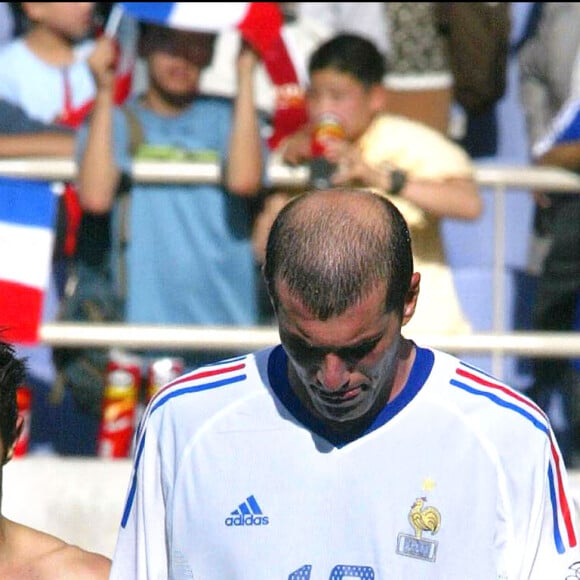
xmin=1 ymin=157 xmax=579 ymax=379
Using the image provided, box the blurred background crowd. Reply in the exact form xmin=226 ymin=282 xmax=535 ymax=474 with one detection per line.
xmin=0 ymin=2 xmax=579 ymax=467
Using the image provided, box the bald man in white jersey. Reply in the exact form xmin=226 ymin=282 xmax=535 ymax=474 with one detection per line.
xmin=111 ymin=188 xmax=580 ymax=579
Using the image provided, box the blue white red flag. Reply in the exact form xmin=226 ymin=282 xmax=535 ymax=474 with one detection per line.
xmin=0 ymin=178 xmax=58 ymax=344
xmin=533 ymin=98 xmax=580 ymax=159
xmin=119 ymin=2 xmax=307 ymax=147
xmin=120 ymin=2 xmax=255 ymax=32
xmin=104 ymin=5 xmax=139 ymax=107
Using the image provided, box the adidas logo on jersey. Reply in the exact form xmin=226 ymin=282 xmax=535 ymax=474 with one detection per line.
xmin=225 ymin=495 xmax=269 ymax=526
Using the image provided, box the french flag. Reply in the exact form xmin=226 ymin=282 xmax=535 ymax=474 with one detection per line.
xmin=533 ymin=98 xmax=580 ymax=158
xmin=103 ymin=4 xmax=140 ymax=107
xmin=120 ymin=2 xmax=264 ymax=33
xmin=0 ymin=178 xmax=58 ymax=344
xmin=118 ymin=2 xmax=307 ymax=147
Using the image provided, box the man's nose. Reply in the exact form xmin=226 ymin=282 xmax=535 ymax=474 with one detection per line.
xmin=316 ymin=353 xmax=349 ymax=391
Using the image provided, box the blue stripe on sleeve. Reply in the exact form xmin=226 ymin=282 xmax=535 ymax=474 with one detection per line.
xmin=120 ymin=372 xmax=247 ymax=527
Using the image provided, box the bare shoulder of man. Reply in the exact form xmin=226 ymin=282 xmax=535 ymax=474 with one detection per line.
xmin=0 ymin=520 xmax=111 ymax=580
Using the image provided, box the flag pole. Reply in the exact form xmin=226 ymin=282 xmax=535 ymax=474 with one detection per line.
xmin=105 ymin=3 xmax=124 ymax=37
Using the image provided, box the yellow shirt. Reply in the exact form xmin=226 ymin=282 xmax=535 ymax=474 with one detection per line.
xmin=359 ymin=114 xmax=475 ymax=336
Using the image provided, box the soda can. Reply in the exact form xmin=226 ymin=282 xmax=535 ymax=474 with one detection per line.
xmin=13 ymin=385 xmax=32 ymax=458
xmin=309 ymin=113 xmax=347 ymax=189
xmin=146 ymin=357 xmax=184 ymax=404
xmin=97 ymin=352 xmax=141 ymax=458
xmin=310 ymin=113 xmax=346 ymax=157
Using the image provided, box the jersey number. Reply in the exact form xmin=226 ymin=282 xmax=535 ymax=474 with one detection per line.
xmin=289 ymin=564 xmax=374 ymax=579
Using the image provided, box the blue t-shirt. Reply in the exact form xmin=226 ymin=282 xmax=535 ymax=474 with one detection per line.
xmin=78 ymin=95 xmax=260 ymax=336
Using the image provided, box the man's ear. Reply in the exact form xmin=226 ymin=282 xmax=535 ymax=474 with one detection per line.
xmin=3 ymin=415 xmax=23 ymax=464
xmin=401 ymin=272 xmax=420 ymax=326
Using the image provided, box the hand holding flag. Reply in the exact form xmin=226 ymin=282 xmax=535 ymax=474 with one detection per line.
xmin=118 ymin=2 xmax=307 ymax=147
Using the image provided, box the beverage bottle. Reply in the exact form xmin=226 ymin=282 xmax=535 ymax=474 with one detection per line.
xmin=97 ymin=351 xmax=142 ymax=458
xmin=309 ymin=113 xmax=347 ymax=189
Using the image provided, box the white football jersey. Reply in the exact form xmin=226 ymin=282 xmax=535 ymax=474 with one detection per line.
xmin=110 ymin=344 xmax=580 ymax=579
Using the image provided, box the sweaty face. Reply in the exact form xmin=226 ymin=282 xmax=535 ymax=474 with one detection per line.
xmin=307 ymin=69 xmax=379 ymax=142
xmin=277 ymin=281 xmax=402 ymax=426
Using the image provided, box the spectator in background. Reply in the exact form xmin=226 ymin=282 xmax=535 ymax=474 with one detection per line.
xmin=0 ymin=2 xmax=99 ymax=126
xmin=297 ymin=3 xmax=510 ymax=156
xmin=0 ymin=2 xmax=137 ymax=454
xmin=293 ymin=3 xmax=453 ymax=135
xmin=517 ymin=2 xmax=580 ymax=466
xmin=0 ymin=2 xmax=106 ymax=455
xmin=0 ymin=339 xmax=111 ymax=579
xmin=436 ymin=3 xmax=511 ymax=159
xmin=77 ymin=23 xmax=265 ymax=371
xmin=254 ymin=33 xmax=482 ymax=337
xmin=200 ymin=4 xmax=388 ymax=141
xmin=383 ymin=2 xmax=511 ymax=156
xmin=378 ymin=2 xmax=453 ymax=135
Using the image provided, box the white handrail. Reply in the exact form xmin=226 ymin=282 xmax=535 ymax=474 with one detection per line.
xmin=38 ymin=323 xmax=580 ymax=357
xmin=0 ymin=157 xmax=580 ymax=191
xmin=1 ymin=157 xmax=579 ymax=375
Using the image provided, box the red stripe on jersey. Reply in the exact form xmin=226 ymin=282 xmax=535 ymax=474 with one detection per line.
xmin=149 ymin=362 xmax=247 ymax=406
xmin=456 ymin=365 xmax=577 ymax=548
xmin=456 ymin=367 xmax=547 ymax=418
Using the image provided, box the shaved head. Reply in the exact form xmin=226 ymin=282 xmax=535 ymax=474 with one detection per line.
xmin=264 ymin=189 xmax=413 ymax=319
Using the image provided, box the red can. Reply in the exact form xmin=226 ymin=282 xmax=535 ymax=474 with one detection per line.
xmin=146 ymin=357 xmax=184 ymax=404
xmin=310 ymin=113 xmax=346 ymax=157
xmin=97 ymin=353 xmax=141 ymax=458
xmin=13 ymin=386 xmax=32 ymax=458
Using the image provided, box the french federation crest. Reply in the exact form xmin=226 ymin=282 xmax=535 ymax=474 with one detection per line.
xmin=396 ymin=496 xmax=441 ymax=562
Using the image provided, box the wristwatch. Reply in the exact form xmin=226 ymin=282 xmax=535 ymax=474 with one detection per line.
xmin=389 ymin=169 xmax=408 ymax=196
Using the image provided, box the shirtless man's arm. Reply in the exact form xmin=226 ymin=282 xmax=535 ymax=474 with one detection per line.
xmin=0 ymin=514 xmax=111 ymax=580
xmin=0 ymin=343 xmax=111 ymax=580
